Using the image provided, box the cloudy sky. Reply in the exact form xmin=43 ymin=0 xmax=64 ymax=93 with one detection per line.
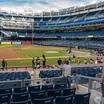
xmin=0 ymin=0 xmax=103 ymax=13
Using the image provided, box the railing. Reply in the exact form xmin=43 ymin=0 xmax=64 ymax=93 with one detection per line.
xmin=0 ymin=63 xmax=104 ymax=70
xmin=79 ymin=75 xmax=101 ymax=93
xmin=78 ymin=75 xmax=103 ymax=104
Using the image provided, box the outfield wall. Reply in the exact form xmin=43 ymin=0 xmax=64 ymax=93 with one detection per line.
xmin=1 ymin=42 xmax=12 ymax=45
xmin=0 ymin=41 xmax=32 ymax=45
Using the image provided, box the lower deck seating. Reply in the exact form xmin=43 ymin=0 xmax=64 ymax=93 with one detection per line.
xmin=39 ymin=69 xmax=62 ymax=78
xmin=0 ymin=84 xmax=91 ymax=104
xmin=0 ymin=71 xmax=31 ymax=81
xmin=0 ymin=71 xmax=31 ymax=88
xmin=71 ymin=67 xmax=102 ymax=77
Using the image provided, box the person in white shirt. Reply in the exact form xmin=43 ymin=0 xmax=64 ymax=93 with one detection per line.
xmin=62 ymin=61 xmax=71 ymax=77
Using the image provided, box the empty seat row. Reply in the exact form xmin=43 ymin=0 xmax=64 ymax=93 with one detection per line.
xmin=0 ymin=71 xmax=31 ymax=81
xmin=0 ymin=84 xmax=68 ymax=95
xmin=71 ymin=67 xmax=102 ymax=77
xmin=39 ymin=69 xmax=62 ymax=78
xmin=0 ymin=91 xmax=90 ymax=104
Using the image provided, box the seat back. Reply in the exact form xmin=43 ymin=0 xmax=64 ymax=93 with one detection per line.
xmin=13 ymin=87 xmax=27 ymax=94
xmin=0 ymin=93 xmax=11 ymax=104
xmin=28 ymin=86 xmax=40 ymax=92
xmin=75 ymin=93 xmax=91 ymax=104
xmin=42 ymin=85 xmax=53 ymax=90
xmin=32 ymin=97 xmax=54 ymax=104
xmin=0 ymin=88 xmax=12 ymax=94
xmin=12 ymin=92 xmax=29 ymax=102
xmin=55 ymin=84 xmax=66 ymax=89
xmin=55 ymin=94 xmax=73 ymax=104
xmin=63 ymin=88 xmax=76 ymax=96
xmin=30 ymin=90 xmax=46 ymax=99
xmin=47 ymin=89 xmax=62 ymax=97
xmin=10 ymin=100 xmax=31 ymax=104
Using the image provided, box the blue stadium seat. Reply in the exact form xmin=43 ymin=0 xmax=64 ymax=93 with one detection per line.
xmin=55 ymin=94 xmax=74 ymax=104
xmin=30 ymin=90 xmax=46 ymax=99
xmin=32 ymin=97 xmax=54 ymax=104
xmin=13 ymin=87 xmax=27 ymax=94
xmin=11 ymin=92 xmax=29 ymax=103
xmin=0 ymin=93 xmax=11 ymax=104
xmin=55 ymin=84 xmax=66 ymax=89
xmin=63 ymin=88 xmax=76 ymax=96
xmin=75 ymin=93 xmax=91 ymax=104
xmin=0 ymin=71 xmax=31 ymax=81
xmin=42 ymin=85 xmax=54 ymax=91
xmin=47 ymin=89 xmax=62 ymax=97
xmin=10 ymin=100 xmax=31 ymax=104
xmin=0 ymin=88 xmax=12 ymax=94
xmin=28 ymin=86 xmax=40 ymax=92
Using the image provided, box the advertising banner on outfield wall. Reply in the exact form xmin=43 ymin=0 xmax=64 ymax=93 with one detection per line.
xmin=12 ymin=42 xmax=21 ymax=45
xmin=22 ymin=42 xmax=32 ymax=45
xmin=1 ymin=42 xmax=12 ymax=45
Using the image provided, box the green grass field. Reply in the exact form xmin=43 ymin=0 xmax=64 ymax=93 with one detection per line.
xmin=0 ymin=45 xmax=94 ymax=67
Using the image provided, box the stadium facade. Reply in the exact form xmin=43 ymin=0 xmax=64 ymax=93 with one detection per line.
xmin=0 ymin=1 xmax=104 ymax=46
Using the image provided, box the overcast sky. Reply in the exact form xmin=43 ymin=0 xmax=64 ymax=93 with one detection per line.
xmin=0 ymin=0 xmax=103 ymax=13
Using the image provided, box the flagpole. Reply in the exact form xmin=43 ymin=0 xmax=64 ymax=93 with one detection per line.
xmin=32 ymin=10 xmax=34 ymax=44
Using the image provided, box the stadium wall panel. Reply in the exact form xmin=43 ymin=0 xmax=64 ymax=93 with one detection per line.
xmin=1 ymin=42 xmax=12 ymax=45
xmin=12 ymin=42 xmax=21 ymax=45
xmin=22 ymin=41 xmax=32 ymax=45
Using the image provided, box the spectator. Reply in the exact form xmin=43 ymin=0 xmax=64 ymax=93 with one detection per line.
xmin=100 ymin=58 xmax=103 ymax=63
xmin=84 ymin=59 xmax=87 ymax=64
xmin=77 ymin=57 xmax=80 ymax=64
xmin=69 ymin=57 xmax=71 ymax=63
xmin=63 ymin=61 xmax=71 ymax=77
xmin=73 ymin=54 xmax=76 ymax=59
xmin=36 ymin=57 xmax=40 ymax=68
xmin=42 ymin=54 xmax=46 ymax=68
xmin=90 ymin=58 xmax=94 ymax=64
xmin=57 ymin=58 xmax=62 ymax=66
xmin=2 ymin=59 xmax=7 ymax=70
xmin=63 ymin=59 xmax=67 ymax=64
xmin=32 ymin=57 xmax=35 ymax=70
xmin=101 ymin=74 xmax=104 ymax=97
xmin=95 ymin=57 xmax=99 ymax=64
xmin=71 ymin=71 xmax=80 ymax=90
